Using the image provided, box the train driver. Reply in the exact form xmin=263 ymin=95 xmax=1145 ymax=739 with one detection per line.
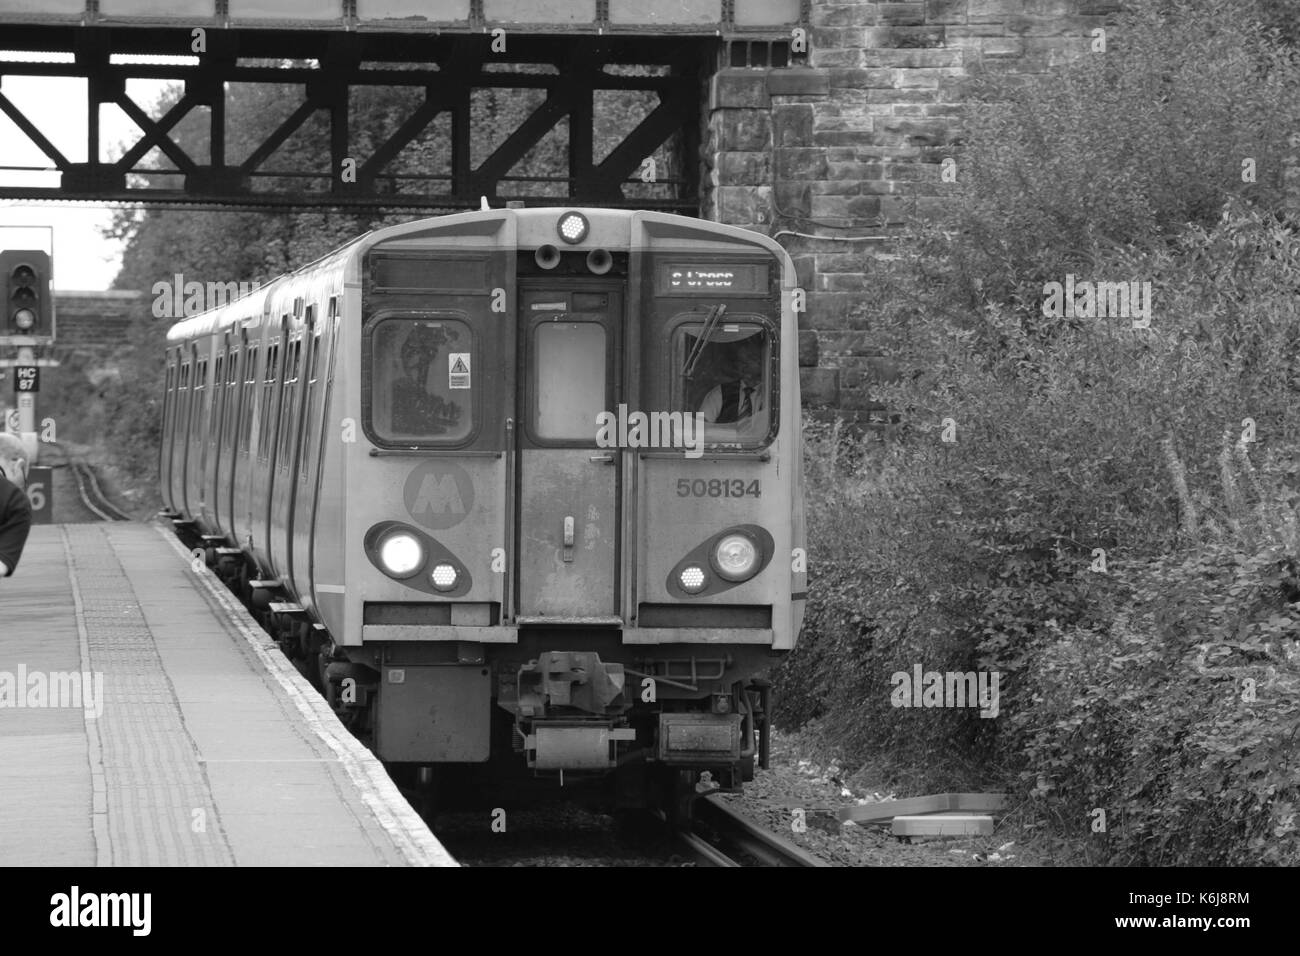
xmin=698 ymin=339 xmax=766 ymax=427
xmin=0 ymin=433 xmax=32 ymax=579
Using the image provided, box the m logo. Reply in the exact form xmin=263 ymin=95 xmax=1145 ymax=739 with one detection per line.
xmin=403 ymin=461 xmax=474 ymax=529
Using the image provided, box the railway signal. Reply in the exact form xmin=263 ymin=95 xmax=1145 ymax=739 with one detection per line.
xmin=1 ymin=249 xmax=54 ymax=344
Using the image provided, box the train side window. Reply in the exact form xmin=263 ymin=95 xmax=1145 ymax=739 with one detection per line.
xmin=240 ymin=343 xmax=259 ymax=455
xmin=181 ymin=361 xmax=192 ymax=445
xmin=162 ymin=364 xmax=175 ymax=436
xmin=279 ymin=339 xmax=301 ymax=462
xmin=309 ymin=327 xmax=323 ymax=382
xmin=211 ymin=355 xmax=222 ymax=418
xmin=532 ymin=322 xmax=606 ymax=442
xmin=671 ymin=318 xmax=773 ymax=447
xmin=300 ymin=323 xmax=322 ymax=481
xmin=195 ymin=358 xmax=209 ymax=444
xmin=186 ymin=355 xmax=201 ymax=443
xmin=224 ymin=347 xmax=240 ymax=449
xmin=369 ymin=317 xmax=472 ymax=444
xmin=258 ymin=342 xmax=279 ymax=461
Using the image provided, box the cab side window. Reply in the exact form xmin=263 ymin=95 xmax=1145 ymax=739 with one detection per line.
xmin=370 ymin=317 xmax=472 ymax=444
xmin=672 ymin=318 xmax=772 ymax=445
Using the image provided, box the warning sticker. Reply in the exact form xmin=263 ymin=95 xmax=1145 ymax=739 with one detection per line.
xmin=449 ymin=353 xmax=471 ymax=389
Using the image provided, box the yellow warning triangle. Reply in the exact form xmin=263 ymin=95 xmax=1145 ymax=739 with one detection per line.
xmin=451 ymin=357 xmax=468 ymax=372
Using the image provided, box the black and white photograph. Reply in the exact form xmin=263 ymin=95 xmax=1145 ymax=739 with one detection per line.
xmin=0 ymin=0 xmax=1294 ymax=933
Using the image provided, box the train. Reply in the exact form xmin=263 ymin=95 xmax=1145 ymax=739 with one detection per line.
xmin=160 ymin=207 xmax=805 ymax=808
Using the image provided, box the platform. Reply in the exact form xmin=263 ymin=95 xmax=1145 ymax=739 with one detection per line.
xmin=0 ymin=522 xmax=455 ymax=867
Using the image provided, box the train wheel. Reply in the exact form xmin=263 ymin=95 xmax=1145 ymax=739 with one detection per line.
xmin=215 ymin=555 xmax=240 ymax=585
xmin=414 ymin=766 xmax=440 ymax=820
xmin=313 ymin=650 xmax=329 ymax=695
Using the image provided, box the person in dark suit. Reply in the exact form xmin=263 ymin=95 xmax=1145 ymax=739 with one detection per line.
xmin=0 ymin=434 xmax=32 ymax=578
xmin=698 ymin=344 xmax=765 ymax=426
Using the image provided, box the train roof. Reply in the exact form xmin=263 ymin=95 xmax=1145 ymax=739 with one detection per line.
xmin=165 ymin=208 xmax=793 ymax=345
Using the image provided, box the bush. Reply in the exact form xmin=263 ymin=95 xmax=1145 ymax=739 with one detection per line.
xmin=928 ymin=0 xmax=1300 ymax=320
xmin=1016 ymin=443 xmax=1300 ymax=864
xmin=777 ymin=0 xmax=1300 ymax=860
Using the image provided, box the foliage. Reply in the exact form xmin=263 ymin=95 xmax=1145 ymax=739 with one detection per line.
xmin=933 ymin=0 xmax=1300 ymax=314
xmin=778 ymin=0 xmax=1300 ymax=861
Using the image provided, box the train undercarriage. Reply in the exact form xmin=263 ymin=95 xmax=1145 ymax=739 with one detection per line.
xmin=197 ymin=540 xmax=778 ymax=814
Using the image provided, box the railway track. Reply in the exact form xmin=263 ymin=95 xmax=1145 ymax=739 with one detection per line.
xmin=669 ymin=794 xmax=833 ymax=867
xmin=42 ymin=441 xmax=133 ymax=521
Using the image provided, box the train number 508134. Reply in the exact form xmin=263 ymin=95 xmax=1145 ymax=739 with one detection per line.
xmin=676 ymin=478 xmax=760 ymax=498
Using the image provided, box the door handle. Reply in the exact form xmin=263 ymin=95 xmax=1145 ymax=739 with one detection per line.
xmin=589 ymin=453 xmax=614 ymax=463
xmin=562 ymin=515 xmax=575 ymax=562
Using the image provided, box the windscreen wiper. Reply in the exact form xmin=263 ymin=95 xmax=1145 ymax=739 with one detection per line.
xmin=682 ymin=303 xmax=727 ymax=380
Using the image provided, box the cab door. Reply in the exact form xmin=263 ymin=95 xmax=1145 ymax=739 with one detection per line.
xmin=515 ymin=281 xmax=622 ymax=621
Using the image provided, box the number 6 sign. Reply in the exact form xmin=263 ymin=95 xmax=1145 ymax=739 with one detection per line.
xmin=26 ymin=466 xmax=52 ymax=523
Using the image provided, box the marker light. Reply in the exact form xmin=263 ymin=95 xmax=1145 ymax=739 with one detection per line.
xmin=679 ymin=565 xmax=707 ymax=593
xmin=711 ymin=533 xmax=759 ymax=582
xmin=557 ymin=211 xmax=589 ymax=245
xmin=430 ymin=563 xmax=458 ymax=590
xmin=378 ymin=532 xmax=424 ymax=578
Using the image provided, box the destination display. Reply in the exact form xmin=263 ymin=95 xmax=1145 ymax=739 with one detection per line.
xmin=372 ymin=256 xmax=488 ymax=292
xmin=657 ymin=263 xmax=767 ymax=295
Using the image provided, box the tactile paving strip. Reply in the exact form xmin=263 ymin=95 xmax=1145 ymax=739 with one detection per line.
xmin=64 ymin=524 xmax=235 ymax=866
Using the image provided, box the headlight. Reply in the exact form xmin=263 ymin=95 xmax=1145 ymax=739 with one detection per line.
xmin=679 ymin=565 xmax=707 ymax=593
xmin=378 ymin=532 xmax=424 ymax=578
xmin=556 ymin=211 xmax=589 ymax=244
xmin=430 ymin=563 xmax=458 ymax=590
xmin=711 ymin=533 xmax=758 ymax=582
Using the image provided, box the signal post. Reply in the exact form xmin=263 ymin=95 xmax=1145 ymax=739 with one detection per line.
xmin=0 ymin=249 xmax=54 ymax=463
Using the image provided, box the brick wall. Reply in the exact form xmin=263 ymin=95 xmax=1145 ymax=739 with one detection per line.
xmin=703 ymin=0 xmax=1121 ymax=419
xmin=52 ymin=290 xmax=144 ymax=364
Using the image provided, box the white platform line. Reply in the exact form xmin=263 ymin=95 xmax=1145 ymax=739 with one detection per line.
xmin=61 ymin=524 xmax=113 ymax=868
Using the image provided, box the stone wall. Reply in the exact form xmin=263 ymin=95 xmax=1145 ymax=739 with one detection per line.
xmin=703 ymin=0 xmax=1121 ymax=420
xmin=52 ymin=290 xmax=144 ymax=363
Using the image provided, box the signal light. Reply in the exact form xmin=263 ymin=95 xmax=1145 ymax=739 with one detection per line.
xmin=2 ymin=250 xmax=51 ymax=340
xmin=556 ymin=211 xmax=589 ymax=244
xmin=679 ymin=565 xmax=707 ymax=593
xmin=430 ymin=563 xmax=458 ymax=590
xmin=378 ymin=531 xmax=424 ymax=578
xmin=711 ymin=533 xmax=759 ymax=582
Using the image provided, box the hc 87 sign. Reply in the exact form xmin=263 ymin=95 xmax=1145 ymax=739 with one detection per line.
xmin=13 ymin=366 xmax=38 ymax=393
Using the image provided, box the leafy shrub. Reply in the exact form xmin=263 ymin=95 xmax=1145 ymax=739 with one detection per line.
xmin=1015 ymin=442 xmax=1300 ymax=864
xmin=778 ymin=0 xmax=1300 ymax=859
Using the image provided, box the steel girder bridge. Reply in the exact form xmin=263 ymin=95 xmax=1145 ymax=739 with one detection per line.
xmin=0 ymin=1 xmax=806 ymax=213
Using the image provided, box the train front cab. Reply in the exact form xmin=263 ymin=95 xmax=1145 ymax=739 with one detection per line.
xmin=335 ymin=209 xmax=806 ymax=797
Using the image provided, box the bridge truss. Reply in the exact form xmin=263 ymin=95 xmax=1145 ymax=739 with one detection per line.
xmin=0 ymin=31 xmax=715 ymax=212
